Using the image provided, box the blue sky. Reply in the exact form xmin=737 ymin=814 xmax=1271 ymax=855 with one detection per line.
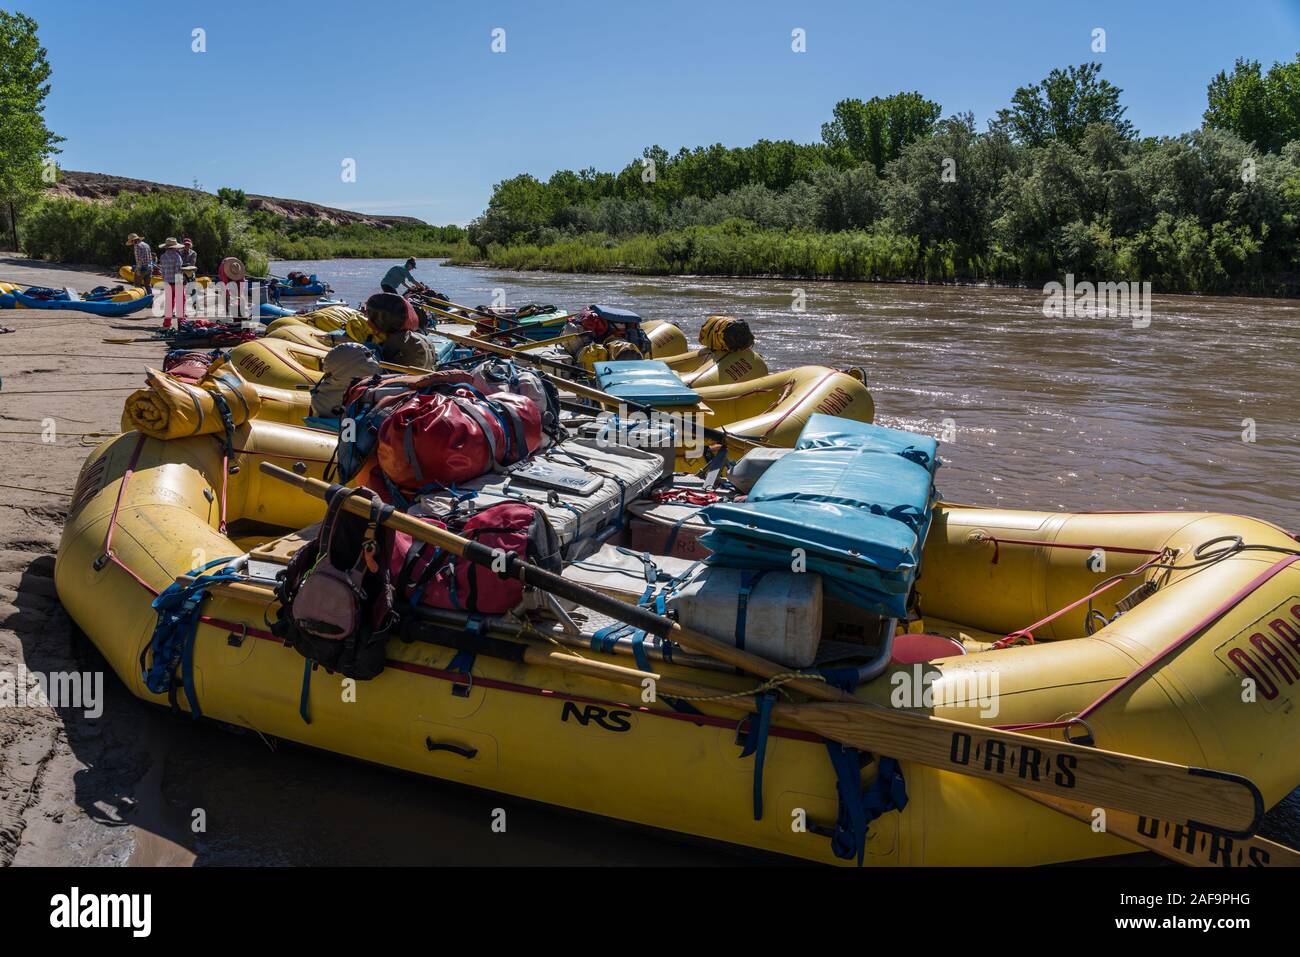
xmin=16 ymin=0 xmax=1300 ymax=224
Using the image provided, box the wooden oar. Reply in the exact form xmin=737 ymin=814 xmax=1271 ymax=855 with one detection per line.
xmin=410 ymin=294 xmax=571 ymax=346
xmin=439 ymin=329 xmax=768 ymax=454
xmin=1014 ymin=791 xmax=1299 ymax=867
xmin=256 ymin=462 xmax=1266 ymax=837
xmin=441 ymin=328 xmax=587 ymax=376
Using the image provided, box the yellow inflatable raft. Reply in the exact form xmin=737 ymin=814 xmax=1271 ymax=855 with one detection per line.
xmin=54 ymin=419 xmax=1300 ymax=865
xmin=643 ymin=319 xmax=688 ymax=358
xmin=697 ymin=366 xmax=874 ymax=446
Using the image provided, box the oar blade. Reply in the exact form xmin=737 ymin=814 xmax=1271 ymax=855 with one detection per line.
xmin=1015 ymin=790 xmax=1298 ymax=867
xmin=783 ymin=701 xmax=1264 ymax=838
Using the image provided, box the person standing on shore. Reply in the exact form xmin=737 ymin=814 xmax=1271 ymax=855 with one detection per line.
xmin=181 ymin=238 xmax=197 ymax=270
xmin=380 ymin=258 xmax=420 ymax=294
xmin=158 ymin=237 xmax=186 ymax=328
xmin=126 ymin=233 xmax=153 ymax=289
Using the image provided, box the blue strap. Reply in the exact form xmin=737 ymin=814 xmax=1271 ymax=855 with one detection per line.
xmin=448 ymin=649 xmax=476 ymax=676
xmin=899 ymin=447 xmax=932 ymax=470
xmin=299 ymin=658 xmax=313 ymax=724
xmin=823 ymin=746 xmax=909 ymax=866
xmin=664 ymin=510 xmax=694 ymax=555
xmin=816 ymin=666 xmax=862 ymax=693
xmin=733 ymin=570 xmax=766 ymax=651
xmin=209 ymin=390 xmax=236 ymax=458
xmin=448 ymin=617 xmax=483 ymax=685
xmin=630 ymin=629 xmax=650 ymax=672
xmin=738 ymin=690 xmax=778 ymax=821
xmin=660 ymin=695 xmax=702 ymax=715
xmin=590 ymin=623 xmax=623 ymax=654
xmin=142 ymin=557 xmax=241 ymax=720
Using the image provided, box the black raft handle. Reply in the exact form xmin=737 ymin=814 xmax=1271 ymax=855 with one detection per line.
xmin=425 ymin=738 xmax=479 ymax=760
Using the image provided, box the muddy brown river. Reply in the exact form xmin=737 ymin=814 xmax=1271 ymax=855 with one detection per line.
xmin=106 ymin=262 xmax=1300 ymax=863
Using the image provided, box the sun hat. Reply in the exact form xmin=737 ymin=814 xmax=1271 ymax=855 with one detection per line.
xmin=161 ymin=237 xmax=183 ymax=250
xmin=220 ymin=256 xmax=246 ymax=282
xmin=125 ymin=233 xmax=144 ymax=245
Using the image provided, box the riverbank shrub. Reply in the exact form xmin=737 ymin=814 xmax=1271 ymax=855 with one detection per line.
xmin=20 ymin=190 xmax=267 ymax=275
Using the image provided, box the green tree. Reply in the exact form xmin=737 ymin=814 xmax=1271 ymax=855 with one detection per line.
xmin=821 ymin=92 xmax=942 ymax=172
xmin=994 ymin=63 xmax=1134 ymax=147
xmin=0 ymin=11 xmax=62 ymax=249
xmin=884 ymin=114 xmax=1018 ymax=256
xmin=216 ymin=186 xmax=248 ymax=208
xmin=1205 ymin=55 xmax=1300 ymax=152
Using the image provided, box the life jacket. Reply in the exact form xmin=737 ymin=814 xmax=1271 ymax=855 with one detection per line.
xmin=272 ymin=487 xmax=397 ymax=680
xmin=469 ymin=358 xmax=562 ymax=446
xmin=390 ymin=502 xmax=561 ymax=615
xmin=376 ymin=387 xmax=542 ymax=493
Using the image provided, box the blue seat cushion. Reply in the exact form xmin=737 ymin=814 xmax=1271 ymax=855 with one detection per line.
xmin=594 ymin=360 xmax=699 ymax=407
xmin=699 ymin=415 xmax=940 ymax=618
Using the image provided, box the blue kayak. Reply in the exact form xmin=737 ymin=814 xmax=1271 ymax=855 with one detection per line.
xmin=11 ymin=289 xmax=154 ymax=317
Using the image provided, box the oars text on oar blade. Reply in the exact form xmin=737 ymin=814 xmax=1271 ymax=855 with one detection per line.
xmin=1013 ymin=789 xmax=1298 ymax=867
xmin=782 ymin=701 xmax=1264 ymax=838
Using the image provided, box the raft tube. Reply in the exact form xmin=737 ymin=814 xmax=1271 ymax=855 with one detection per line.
xmin=696 ymin=366 xmax=875 ymax=447
xmin=54 ymin=422 xmax=1300 ymax=864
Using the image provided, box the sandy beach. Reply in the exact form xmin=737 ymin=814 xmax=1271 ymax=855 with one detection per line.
xmin=0 ymin=258 xmax=179 ymax=865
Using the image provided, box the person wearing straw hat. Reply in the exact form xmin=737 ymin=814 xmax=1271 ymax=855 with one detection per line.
xmin=126 ymin=233 xmax=153 ymax=290
xmin=158 ymin=237 xmax=186 ymax=328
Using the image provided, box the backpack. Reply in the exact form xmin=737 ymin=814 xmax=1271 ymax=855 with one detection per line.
xmin=272 ymin=487 xmax=397 ymax=679
xmin=376 ymin=387 xmax=542 ymax=493
xmin=470 ymin=358 xmax=563 ymax=446
xmin=390 ymin=502 xmax=561 ymax=614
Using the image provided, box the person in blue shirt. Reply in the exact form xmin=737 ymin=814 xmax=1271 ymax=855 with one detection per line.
xmin=381 ymin=258 xmax=420 ymax=294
